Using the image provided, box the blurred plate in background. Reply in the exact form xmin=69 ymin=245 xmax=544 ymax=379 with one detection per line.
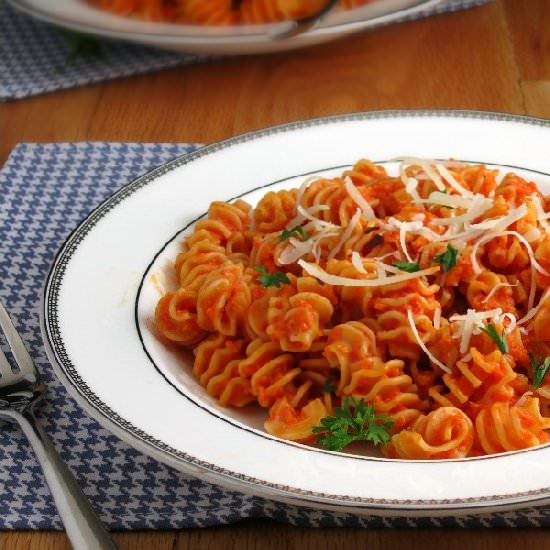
xmin=7 ymin=0 xmax=444 ymax=54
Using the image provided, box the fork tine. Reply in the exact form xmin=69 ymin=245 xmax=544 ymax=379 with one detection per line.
xmin=0 ymin=345 xmax=21 ymax=384
xmin=0 ymin=301 xmax=36 ymax=378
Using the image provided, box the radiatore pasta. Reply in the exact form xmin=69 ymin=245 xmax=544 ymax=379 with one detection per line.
xmin=154 ymin=156 xmax=550 ymax=459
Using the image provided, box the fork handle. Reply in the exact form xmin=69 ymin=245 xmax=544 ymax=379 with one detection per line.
xmin=7 ymin=408 xmax=117 ymax=550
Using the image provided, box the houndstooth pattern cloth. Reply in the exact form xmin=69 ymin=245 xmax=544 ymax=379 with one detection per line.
xmin=0 ymin=1 xmax=210 ymax=101
xmin=1 ymin=141 xmax=550 ymax=530
xmin=1 ymin=0 xmax=491 ymax=101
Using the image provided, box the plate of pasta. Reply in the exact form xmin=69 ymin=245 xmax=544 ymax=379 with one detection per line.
xmin=9 ymin=0 xmax=442 ymax=54
xmin=42 ymin=110 xmax=550 ymax=515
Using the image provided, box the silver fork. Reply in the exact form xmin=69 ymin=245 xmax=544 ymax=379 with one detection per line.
xmin=0 ymin=301 xmax=117 ymax=550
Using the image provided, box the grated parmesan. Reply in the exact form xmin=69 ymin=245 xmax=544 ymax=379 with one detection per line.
xmin=435 ymin=163 xmax=473 ymax=197
xmin=482 ymin=281 xmax=519 ymax=305
xmin=470 ymin=230 xmax=550 ymax=276
xmin=518 ymin=288 xmax=550 ymax=326
xmin=344 ymin=177 xmax=376 ymax=221
xmin=433 ymin=307 xmax=441 ymax=330
xmin=407 ymin=309 xmax=451 ymax=373
xmin=298 ymin=260 xmax=440 ymax=287
xmin=327 ymin=209 xmax=362 ymax=260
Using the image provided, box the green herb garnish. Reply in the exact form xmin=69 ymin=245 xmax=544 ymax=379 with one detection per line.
xmin=322 ymin=377 xmax=337 ymax=393
xmin=479 ymin=323 xmax=509 ymax=354
xmin=58 ymin=29 xmax=102 ymax=64
xmin=530 ymin=354 xmax=550 ymax=389
xmin=312 ymin=397 xmax=394 ymax=452
xmin=279 ymin=225 xmax=308 ymax=242
xmin=393 ymin=261 xmax=420 ymax=273
xmin=432 ymin=244 xmax=459 ymax=272
xmin=255 ymin=266 xmax=290 ymax=288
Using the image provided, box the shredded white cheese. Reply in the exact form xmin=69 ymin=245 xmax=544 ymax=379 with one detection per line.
xmin=407 ymin=309 xmax=451 ymax=373
xmin=430 ymin=197 xmax=493 ymax=229
xmin=295 ymin=176 xmax=322 ymax=213
xmin=278 ymin=237 xmax=314 ymax=265
xmin=482 ymin=281 xmax=518 ymax=304
xmin=396 ymin=157 xmax=446 ymax=191
xmin=287 ymin=204 xmax=330 ymax=230
xmin=425 ymin=191 xmax=485 ymax=209
xmin=518 ymin=288 xmax=550 ymax=326
xmin=470 ymin=230 xmax=550 ymax=276
xmin=435 ymin=163 xmax=473 ymax=197
xmin=523 ymin=227 xmax=542 ymax=242
xmin=449 ymin=308 xmax=504 ymax=353
xmin=311 ymin=231 xmax=340 ymax=263
xmin=433 ymin=307 xmax=441 ymax=330
xmin=383 ymin=218 xmax=424 ymax=263
xmin=375 ymin=261 xmax=402 ymax=275
xmin=406 ymin=177 xmax=421 ymax=202
xmin=297 ymin=204 xmax=338 ymax=231
xmin=344 ymin=177 xmax=375 ymax=221
xmin=515 ymin=391 xmax=533 ymax=407
xmin=467 ymin=203 xmax=527 ymax=233
xmin=327 ymin=209 xmax=362 ymax=260
xmin=530 ymin=194 xmax=550 ymax=234
xmin=501 ymin=312 xmax=517 ymax=334
xmin=351 ymin=251 xmax=368 ymax=274
xmin=298 ymin=260 xmax=440 ymax=287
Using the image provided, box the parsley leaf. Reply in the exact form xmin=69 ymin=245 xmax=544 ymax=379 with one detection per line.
xmin=255 ymin=266 xmax=290 ymax=288
xmin=393 ymin=261 xmax=420 ymax=273
xmin=530 ymin=354 xmax=550 ymax=389
xmin=312 ymin=397 xmax=394 ymax=452
xmin=58 ymin=29 xmax=102 ymax=64
xmin=279 ymin=225 xmax=308 ymax=242
xmin=479 ymin=323 xmax=509 ymax=354
xmin=322 ymin=377 xmax=337 ymax=393
xmin=432 ymin=244 xmax=459 ymax=272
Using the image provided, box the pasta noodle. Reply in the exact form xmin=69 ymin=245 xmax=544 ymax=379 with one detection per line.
xmin=88 ymin=0 xmax=376 ymax=24
xmin=154 ymin=156 xmax=550 ymax=459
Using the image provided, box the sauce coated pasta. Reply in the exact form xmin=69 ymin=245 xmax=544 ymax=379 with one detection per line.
xmin=89 ymin=0 xmax=375 ymax=24
xmin=155 ymin=157 xmax=550 ymax=459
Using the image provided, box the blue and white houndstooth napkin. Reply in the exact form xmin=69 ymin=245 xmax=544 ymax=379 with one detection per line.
xmin=1 ymin=0 xmax=491 ymax=101
xmin=0 ymin=1 xmax=210 ymax=101
xmin=1 ymin=140 xmax=549 ymax=530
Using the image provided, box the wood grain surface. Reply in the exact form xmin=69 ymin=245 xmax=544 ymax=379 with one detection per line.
xmin=1 ymin=0 xmax=549 ymax=548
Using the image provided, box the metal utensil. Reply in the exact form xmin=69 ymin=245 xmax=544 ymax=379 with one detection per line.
xmin=269 ymin=0 xmax=340 ymax=39
xmin=0 ymin=301 xmax=117 ymax=550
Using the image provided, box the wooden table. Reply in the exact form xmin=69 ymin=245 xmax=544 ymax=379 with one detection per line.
xmin=1 ymin=1 xmax=549 ymax=548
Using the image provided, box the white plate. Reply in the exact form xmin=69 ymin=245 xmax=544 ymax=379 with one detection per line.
xmin=9 ymin=0 xmax=443 ymax=54
xmin=42 ymin=110 xmax=550 ymax=516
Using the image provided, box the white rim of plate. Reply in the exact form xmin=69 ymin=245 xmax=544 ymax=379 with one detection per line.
xmin=41 ymin=110 xmax=550 ymax=515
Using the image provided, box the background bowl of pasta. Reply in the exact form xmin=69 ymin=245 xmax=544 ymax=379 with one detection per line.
xmin=42 ymin=110 xmax=550 ymax=516
xmin=8 ymin=0 xmax=443 ymax=54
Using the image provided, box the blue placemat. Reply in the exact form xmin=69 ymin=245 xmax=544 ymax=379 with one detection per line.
xmin=1 ymin=0 xmax=492 ymax=101
xmin=0 ymin=141 xmax=549 ymax=530
xmin=0 ymin=1 xmax=210 ymax=101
